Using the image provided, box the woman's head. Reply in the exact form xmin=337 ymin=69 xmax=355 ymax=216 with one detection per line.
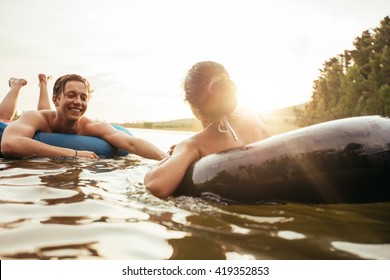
xmin=183 ymin=61 xmax=237 ymax=120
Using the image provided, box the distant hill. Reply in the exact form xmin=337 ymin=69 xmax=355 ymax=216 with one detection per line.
xmin=121 ymin=118 xmax=202 ymax=132
xmin=260 ymin=103 xmax=305 ymax=134
xmin=122 ymin=104 xmax=305 ymax=135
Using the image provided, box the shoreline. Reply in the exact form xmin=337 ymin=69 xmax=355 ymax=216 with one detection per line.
xmin=119 ymin=105 xmax=301 ymax=135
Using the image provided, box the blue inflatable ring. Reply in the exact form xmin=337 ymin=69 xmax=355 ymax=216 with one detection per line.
xmin=0 ymin=122 xmax=133 ymax=158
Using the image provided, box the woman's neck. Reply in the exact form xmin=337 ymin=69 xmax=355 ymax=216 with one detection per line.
xmin=201 ymin=114 xmax=239 ymax=141
xmin=201 ymin=117 xmax=218 ymax=129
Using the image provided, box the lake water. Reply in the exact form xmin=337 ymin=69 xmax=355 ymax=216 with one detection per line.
xmin=0 ymin=128 xmax=389 ymax=260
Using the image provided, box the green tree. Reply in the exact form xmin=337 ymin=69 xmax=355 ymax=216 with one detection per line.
xmin=295 ymin=16 xmax=390 ymax=126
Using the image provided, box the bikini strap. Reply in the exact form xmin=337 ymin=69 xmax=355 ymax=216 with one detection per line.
xmin=218 ymin=116 xmax=238 ymax=141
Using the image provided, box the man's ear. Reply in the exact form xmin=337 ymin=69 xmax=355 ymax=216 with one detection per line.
xmin=52 ymin=95 xmax=59 ymax=106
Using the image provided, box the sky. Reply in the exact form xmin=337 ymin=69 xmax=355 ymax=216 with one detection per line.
xmin=1 ymin=0 xmax=389 ymax=123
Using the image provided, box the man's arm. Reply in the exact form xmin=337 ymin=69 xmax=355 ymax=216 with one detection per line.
xmin=85 ymin=122 xmax=165 ymax=160
xmin=1 ymin=111 xmax=97 ymax=159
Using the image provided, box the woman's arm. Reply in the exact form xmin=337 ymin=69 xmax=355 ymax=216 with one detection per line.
xmin=144 ymin=140 xmax=200 ymax=198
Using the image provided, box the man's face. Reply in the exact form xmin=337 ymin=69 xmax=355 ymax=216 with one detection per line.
xmin=54 ymin=80 xmax=90 ymax=122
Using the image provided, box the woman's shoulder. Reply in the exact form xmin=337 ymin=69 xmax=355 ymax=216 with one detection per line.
xmin=169 ymin=136 xmax=202 ymax=164
xmin=174 ymin=131 xmax=213 ymax=155
xmin=178 ymin=133 xmax=203 ymax=150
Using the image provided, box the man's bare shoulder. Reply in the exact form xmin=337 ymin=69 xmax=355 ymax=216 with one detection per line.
xmin=12 ymin=110 xmax=53 ymax=132
xmin=81 ymin=119 xmax=114 ymax=136
xmin=14 ymin=110 xmax=45 ymax=122
xmin=19 ymin=109 xmax=54 ymax=119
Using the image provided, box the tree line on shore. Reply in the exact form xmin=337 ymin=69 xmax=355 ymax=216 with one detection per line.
xmin=294 ymin=16 xmax=390 ymax=127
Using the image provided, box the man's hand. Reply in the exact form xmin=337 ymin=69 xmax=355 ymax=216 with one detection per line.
xmin=75 ymin=150 xmax=99 ymax=159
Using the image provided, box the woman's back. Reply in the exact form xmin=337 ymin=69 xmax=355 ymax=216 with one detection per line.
xmin=192 ymin=109 xmax=270 ymax=158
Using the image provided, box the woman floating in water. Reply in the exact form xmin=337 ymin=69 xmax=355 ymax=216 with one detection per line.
xmin=145 ymin=61 xmax=270 ymax=198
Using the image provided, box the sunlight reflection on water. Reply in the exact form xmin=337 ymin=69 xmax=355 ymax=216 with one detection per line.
xmin=0 ymin=129 xmax=389 ymax=260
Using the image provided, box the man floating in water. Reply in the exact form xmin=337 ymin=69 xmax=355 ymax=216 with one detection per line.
xmin=1 ymin=74 xmax=164 ymax=160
